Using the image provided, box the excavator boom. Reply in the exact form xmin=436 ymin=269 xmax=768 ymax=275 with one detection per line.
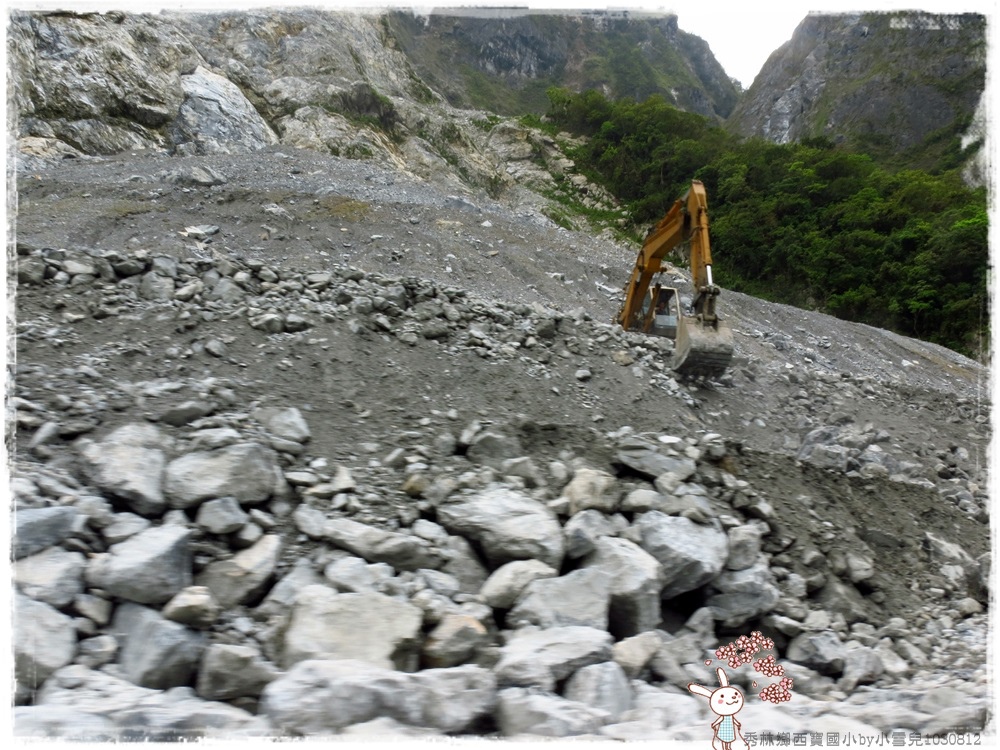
xmin=617 ymin=180 xmax=733 ymax=378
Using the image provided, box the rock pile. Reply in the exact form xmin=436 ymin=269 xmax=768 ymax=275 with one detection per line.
xmin=12 ymin=246 xmax=992 ymax=739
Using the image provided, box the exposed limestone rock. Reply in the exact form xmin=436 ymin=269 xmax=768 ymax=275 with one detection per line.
xmin=196 ymin=644 xmax=281 ymax=701
xmin=260 ymin=659 xmax=496 ymax=734
xmin=280 ymin=585 xmax=422 ymax=670
xmin=437 ymin=487 xmax=564 ymax=569
xmin=13 ymin=506 xmax=80 ymax=559
xmin=634 ymin=512 xmax=728 ymax=599
xmin=77 ymin=424 xmax=166 ymax=516
xmin=164 ymin=443 xmax=281 ymax=508
xmin=195 ymin=534 xmax=282 ymax=609
xmin=14 ymin=594 xmax=76 ymax=691
xmin=85 ymin=525 xmax=192 ymax=605
xmin=507 ymin=567 xmax=612 ymax=630
xmin=480 ymin=559 xmax=558 ymax=610
xmin=172 ymin=66 xmax=278 ymax=154
xmin=14 ymin=547 xmax=86 ymax=609
xmin=112 ymin=602 xmax=207 ymax=689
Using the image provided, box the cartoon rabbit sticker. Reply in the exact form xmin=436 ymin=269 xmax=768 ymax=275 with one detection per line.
xmin=688 ymin=667 xmax=749 ymax=750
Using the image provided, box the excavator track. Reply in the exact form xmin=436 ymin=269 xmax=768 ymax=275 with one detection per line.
xmin=673 ymin=315 xmax=734 ymax=379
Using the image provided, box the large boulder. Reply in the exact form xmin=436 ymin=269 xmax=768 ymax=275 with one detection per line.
xmin=280 ymin=585 xmax=422 ymax=670
xmin=787 ymin=630 xmax=848 ymax=676
xmin=171 ymin=66 xmax=279 ymax=154
xmin=704 ymin=561 xmax=781 ymax=627
xmin=77 ymin=424 xmax=166 ymax=516
xmin=437 ymin=487 xmax=564 ymax=569
xmin=33 ymin=665 xmax=262 ymax=740
xmin=112 ymin=603 xmax=206 ymax=689
xmin=196 ymin=644 xmax=281 ymax=701
xmin=164 ymin=443 xmax=280 ymax=508
xmin=85 ymin=525 xmax=192 ymax=605
xmin=563 ymin=661 xmax=633 ymax=720
xmin=195 ymin=534 xmax=281 ymax=608
xmin=321 ymin=517 xmax=444 ymax=571
xmin=582 ymin=537 xmax=664 ymax=636
xmin=13 ymin=706 xmax=117 ymax=741
xmin=260 ymin=659 xmax=496 ymax=734
xmin=14 ymin=594 xmax=76 ymax=692
xmin=480 ymin=560 xmax=558 ymax=610
xmin=560 ymin=468 xmax=619 ymax=515
xmin=507 ymin=567 xmax=611 ymax=630
xmin=14 ymin=547 xmax=87 ymax=609
xmin=496 ymin=687 xmax=609 ymax=737
xmin=13 ymin=506 xmax=80 ymax=559
xmin=634 ymin=512 xmax=728 ymax=599
xmin=493 ymin=626 xmax=613 ymax=691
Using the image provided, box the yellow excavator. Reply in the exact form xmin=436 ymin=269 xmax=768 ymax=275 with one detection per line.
xmin=617 ymin=179 xmax=734 ymax=378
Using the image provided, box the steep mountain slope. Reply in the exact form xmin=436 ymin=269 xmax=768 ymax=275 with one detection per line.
xmin=726 ymin=12 xmax=986 ymax=171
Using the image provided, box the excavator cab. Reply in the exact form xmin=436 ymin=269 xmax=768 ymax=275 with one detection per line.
xmin=640 ymin=283 xmax=680 ymax=339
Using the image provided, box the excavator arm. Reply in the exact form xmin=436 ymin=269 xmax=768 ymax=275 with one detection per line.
xmin=617 ymin=179 xmax=733 ymax=378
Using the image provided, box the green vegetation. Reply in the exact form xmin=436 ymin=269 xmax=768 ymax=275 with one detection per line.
xmin=544 ymin=88 xmax=988 ymax=358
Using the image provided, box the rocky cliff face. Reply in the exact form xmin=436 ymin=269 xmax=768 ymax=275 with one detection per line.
xmin=386 ymin=9 xmax=739 ymax=118
xmin=726 ymin=12 xmax=986 ymax=161
xmin=9 ymin=8 xmax=736 ymax=185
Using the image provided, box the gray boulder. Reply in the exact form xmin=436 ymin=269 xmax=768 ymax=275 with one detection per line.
xmin=257 ymin=558 xmax=326 ymax=616
xmin=112 ymin=602 xmax=206 ymax=689
xmin=322 ymin=517 xmax=444 ymax=571
xmin=508 ymin=567 xmax=611 ymax=630
xmin=165 ymin=443 xmax=280 ymax=508
xmin=494 ymin=626 xmax=613 ymax=691
xmin=254 ymin=406 xmax=311 ymax=443
xmin=787 ymin=630 xmax=848 ymax=676
xmin=615 ymin=437 xmax=689 ymax=479
xmin=560 ymin=468 xmax=619 ymax=515
xmin=14 ymin=706 xmax=118 ymax=741
xmin=611 ymin=631 xmax=662 ymax=678
xmin=85 ymin=524 xmax=191 ymax=605
xmin=14 ymin=594 xmax=76 ymax=691
xmin=195 ymin=534 xmax=281 ymax=609
xmin=13 ymin=506 xmax=79 ymax=559
xmin=280 ymin=585 xmax=422 ymax=670
xmin=635 ymin=512 xmax=728 ymax=599
xmin=196 ymin=644 xmax=281 ymax=701
xmin=563 ymin=661 xmax=633 ymax=720
xmin=78 ymin=423 xmax=166 ymax=516
xmin=172 ymin=66 xmax=278 ymax=154
xmin=437 ymin=487 xmax=564 ymax=569
xmin=195 ymin=497 xmax=249 ymax=534
xmin=582 ymin=537 xmax=663 ymax=636
xmin=496 ymin=687 xmax=609 ymax=737
xmin=465 ymin=432 xmax=523 ymax=468
xmin=481 ymin=559 xmax=558 ymax=609
xmin=440 ymin=535 xmax=491 ymax=594
xmin=421 ymin=614 xmax=489 ymax=668
xmin=839 ymin=645 xmax=884 ymax=692
xmin=14 ymin=547 xmax=86 ymax=609
xmin=260 ymin=659 xmax=496 ymax=734
xmin=704 ymin=561 xmax=781 ymax=627
xmin=725 ymin=524 xmax=764 ymax=570
xmin=34 ymin=664 xmax=262 ymax=740
xmin=563 ymin=509 xmax=619 ymax=558
xmin=162 ymin=586 xmax=222 ymax=629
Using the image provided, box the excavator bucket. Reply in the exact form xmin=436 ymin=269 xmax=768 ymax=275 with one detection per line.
xmin=673 ymin=315 xmax=734 ymax=378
